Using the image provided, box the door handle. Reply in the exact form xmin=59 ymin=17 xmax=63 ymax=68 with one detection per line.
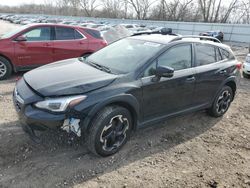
xmin=44 ymin=43 xmax=52 ymax=47
xmin=186 ymin=76 xmax=196 ymax=82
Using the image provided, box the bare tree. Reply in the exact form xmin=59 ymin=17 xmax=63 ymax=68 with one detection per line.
xmin=78 ymin=0 xmax=100 ymax=17
xmin=236 ymin=0 xmax=250 ymax=23
xmin=198 ymin=0 xmax=239 ymax=23
xmin=126 ymin=0 xmax=156 ymax=19
xmin=166 ymin=0 xmax=193 ymax=21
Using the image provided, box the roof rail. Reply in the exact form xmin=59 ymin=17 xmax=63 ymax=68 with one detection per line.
xmin=132 ymin=28 xmax=178 ymax=36
xmin=170 ymin=35 xmax=221 ymax=43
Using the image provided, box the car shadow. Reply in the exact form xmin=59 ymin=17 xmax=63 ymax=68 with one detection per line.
xmin=0 ymin=110 xmax=222 ymax=187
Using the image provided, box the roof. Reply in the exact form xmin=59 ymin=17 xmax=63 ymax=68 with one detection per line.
xmin=130 ymin=34 xmax=177 ymax=44
xmin=130 ymin=34 xmax=231 ymax=50
xmin=25 ymin=23 xmax=98 ymax=31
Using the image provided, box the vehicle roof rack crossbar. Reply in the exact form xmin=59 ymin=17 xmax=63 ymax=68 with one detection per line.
xmin=170 ymin=35 xmax=221 ymax=43
xmin=132 ymin=28 xmax=177 ymax=36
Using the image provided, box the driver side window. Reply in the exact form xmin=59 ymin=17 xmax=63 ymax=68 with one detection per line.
xmin=157 ymin=44 xmax=192 ymax=71
xmin=23 ymin=27 xmax=51 ymax=41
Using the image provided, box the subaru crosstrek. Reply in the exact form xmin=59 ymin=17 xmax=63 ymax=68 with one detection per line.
xmin=13 ymin=34 xmax=241 ymax=156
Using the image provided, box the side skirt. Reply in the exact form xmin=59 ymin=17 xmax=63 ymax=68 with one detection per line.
xmin=136 ymin=103 xmax=211 ymax=130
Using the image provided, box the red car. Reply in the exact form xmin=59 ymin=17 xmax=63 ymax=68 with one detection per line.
xmin=0 ymin=23 xmax=107 ymax=80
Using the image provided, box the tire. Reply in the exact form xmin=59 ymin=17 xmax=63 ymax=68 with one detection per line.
xmin=86 ymin=105 xmax=132 ymax=157
xmin=207 ymin=86 xmax=233 ymax=117
xmin=0 ymin=56 xmax=12 ymax=80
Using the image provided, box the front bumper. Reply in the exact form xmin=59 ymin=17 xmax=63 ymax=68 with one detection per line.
xmin=13 ymin=79 xmax=66 ymax=131
xmin=13 ymin=94 xmax=66 ymax=131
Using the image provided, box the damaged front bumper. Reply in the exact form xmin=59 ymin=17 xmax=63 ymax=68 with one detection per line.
xmin=13 ymin=78 xmax=89 ymax=142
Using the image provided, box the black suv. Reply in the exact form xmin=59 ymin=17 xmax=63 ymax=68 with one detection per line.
xmin=13 ymin=34 xmax=241 ymax=156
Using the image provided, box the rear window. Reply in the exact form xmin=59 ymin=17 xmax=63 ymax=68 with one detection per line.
xmin=55 ymin=27 xmax=84 ymax=40
xmin=84 ymin=29 xmax=102 ymax=39
xmin=75 ymin=30 xmax=84 ymax=39
xmin=196 ymin=44 xmax=216 ymax=66
xmin=220 ymin=48 xmax=235 ymax=60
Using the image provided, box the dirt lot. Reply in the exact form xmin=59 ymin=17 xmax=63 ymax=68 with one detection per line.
xmin=0 ymin=21 xmax=250 ymax=188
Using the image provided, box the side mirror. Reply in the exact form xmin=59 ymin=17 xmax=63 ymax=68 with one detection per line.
xmin=152 ymin=66 xmax=174 ymax=81
xmin=15 ymin=35 xmax=27 ymax=42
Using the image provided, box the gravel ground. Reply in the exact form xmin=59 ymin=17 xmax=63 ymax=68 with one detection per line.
xmin=0 ymin=21 xmax=250 ymax=188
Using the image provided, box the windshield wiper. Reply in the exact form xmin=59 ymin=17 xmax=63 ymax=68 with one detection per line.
xmin=87 ymin=60 xmax=112 ymax=73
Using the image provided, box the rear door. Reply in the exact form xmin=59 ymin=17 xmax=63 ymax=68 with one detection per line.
xmin=14 ymin=26 xmax=54 ymax=67
xmin=141 ymin=44 xmax=196 ymax=121
xmin=53 ymin=26 xmax=88 ymax=61
xmin=193 ymin=43 xmax=231 ymax=106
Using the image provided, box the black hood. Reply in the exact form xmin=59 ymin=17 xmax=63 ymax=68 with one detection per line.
xmin=24 ymin=58 xmax=117 ymax=96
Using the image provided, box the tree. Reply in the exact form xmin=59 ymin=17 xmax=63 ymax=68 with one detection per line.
xmin=126 ymin=0 xmax=156 ymax=19
xmin=198 ymin=0 xmax=238 ymax=23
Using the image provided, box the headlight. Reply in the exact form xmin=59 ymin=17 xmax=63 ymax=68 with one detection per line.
xmin=34 ymin=95 xmax=87 ymax=112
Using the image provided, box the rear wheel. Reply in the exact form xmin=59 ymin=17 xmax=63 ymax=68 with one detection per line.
xmin=207 ymin=86 xmax=233 ymax=117
xmin=0 ymin=57 xmax=12 ymax=80
xmin=86 ymin=106 xmax=132 ymax=157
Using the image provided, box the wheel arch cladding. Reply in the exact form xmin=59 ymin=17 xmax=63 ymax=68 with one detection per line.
xmin=225 ymin=81 xmax=236 ymax=99
xmin=84 ymin=94 xmax=140 ymax=132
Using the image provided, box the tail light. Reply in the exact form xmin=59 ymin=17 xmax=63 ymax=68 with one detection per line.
xmin=236 ymin=62 xmax=242 ymax=70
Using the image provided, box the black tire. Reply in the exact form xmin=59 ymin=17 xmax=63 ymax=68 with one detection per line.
xmin=0 ymin=56 xmax=12 ymax=80
xmin=86 ymin=105 xmax=132 ymax=157
xmin=207 ymin=86 xmax=233 ymax=117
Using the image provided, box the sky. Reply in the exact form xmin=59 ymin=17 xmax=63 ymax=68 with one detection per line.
xmin=0 ymin=0 xmax=232 ymax=7
xmin=0 ymin=0 xmax=44 ymax=6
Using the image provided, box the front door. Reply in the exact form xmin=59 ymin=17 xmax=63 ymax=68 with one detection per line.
xmin=14 ymin=26 xmax=54 ymax=67
xmin=142 ymin=44 xmax=196 ymax=121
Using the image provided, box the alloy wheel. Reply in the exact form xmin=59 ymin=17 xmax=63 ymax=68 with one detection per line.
xmin=216 ymin=90 xmax=231 ymax=115
xmin=100 ymin=115 xmax=129 ymax=152
xmin=0 ymin=61 xmax=7 ymax=78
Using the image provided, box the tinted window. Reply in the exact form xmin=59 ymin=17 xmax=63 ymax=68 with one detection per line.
xmin=84 ymin=29 xmax=102 ymax=39
xmin=23 ymin=27 xmax=51 ymax=41
xmin=55 ymin=27 xmax=75 ymax=40
xmin=75 ymin=30 xmax=84 ymax=39
xmin=220 ymin=48 xmax=234 ymax=60
xmin=157 ymin=45 xmax=192 ymax=71
xmin=216 ymin=47 xmax=222 ymax=61
xmin=144 ymin=61 xmax=157 ymax=77
xmin=196 ymin=44 xmax=216 ymax=66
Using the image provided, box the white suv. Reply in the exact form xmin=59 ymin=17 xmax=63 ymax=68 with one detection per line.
xmin=243 ymin=54 xmax=250 ymax=78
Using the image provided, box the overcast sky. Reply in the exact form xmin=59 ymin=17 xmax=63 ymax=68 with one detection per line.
xmin=1 ymin=0 xmax=44 ymax=6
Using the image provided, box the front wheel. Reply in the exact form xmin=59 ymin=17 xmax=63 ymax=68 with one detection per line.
xmin=0 ymin=57 xmax=12 ymax=80
xmin=207 ymin=86 xmax=233 ymax=117
xmin=86 ymin=106 xmax=132 ymax=157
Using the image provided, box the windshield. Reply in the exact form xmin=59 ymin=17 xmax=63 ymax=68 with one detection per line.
xmin=1 ymin=25 xmax=29 ymax=39
xmin=86 ymin=38 xmax=163 ymax=74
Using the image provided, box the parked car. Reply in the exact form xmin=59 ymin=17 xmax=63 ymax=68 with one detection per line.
xmin=13 ymin=34 xmax=241 ymax=156
xmin=200 ymin=31 xmax=224 ymax=42
xmin=0 ymin=23 xmax=107 ymax=80
xmin=243 ymin=54 xmax=250 ymax=78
